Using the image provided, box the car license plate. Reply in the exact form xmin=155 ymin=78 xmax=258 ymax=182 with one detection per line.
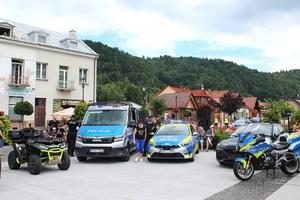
xmin=160 ymin=150 xmax=174 ymax=153
xmin=90 ymin=149 xmax=104 ymax=153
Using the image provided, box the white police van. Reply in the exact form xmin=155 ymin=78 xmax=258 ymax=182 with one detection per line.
xmin=75 ymin=102 xmax=142 ymax=161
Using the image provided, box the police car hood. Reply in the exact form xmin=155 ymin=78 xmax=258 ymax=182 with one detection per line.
xmin=154 ymin=135 xmax=188 ymax=146
xmin=78 ymin=125 xmax=126 ymax=137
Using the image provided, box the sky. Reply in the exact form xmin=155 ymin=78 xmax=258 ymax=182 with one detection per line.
xmin=1 ymin=0 xmax=300 ymax=72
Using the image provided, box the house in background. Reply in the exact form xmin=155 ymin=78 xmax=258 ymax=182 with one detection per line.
xmin=158 ymin=92 xmax=198 ymax=120
xmin=0 ymin=19 xmax=98 ymax=128
xmin=155 ymin=86 xmax=258 ymax=125
xmin=286 ymin=96 xmax=300 ymax=111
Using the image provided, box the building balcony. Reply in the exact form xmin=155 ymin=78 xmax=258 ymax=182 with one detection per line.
xmin=56 ymin=80 xmax=75 ymax=91
xmin=8 ymin=75 xmax=30 ymax=88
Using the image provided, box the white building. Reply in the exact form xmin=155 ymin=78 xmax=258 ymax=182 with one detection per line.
xmin=0 ymin=19 xmax=98 ymax=129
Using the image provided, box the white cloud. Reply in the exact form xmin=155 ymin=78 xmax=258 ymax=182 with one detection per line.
xmin=2 ymin=0 xmax=300 ymax=72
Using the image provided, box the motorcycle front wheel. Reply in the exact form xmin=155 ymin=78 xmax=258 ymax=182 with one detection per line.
xmin=233 ymin=161 xmax=254 ymax=181
xmin=281 ymin=154 xmax=299 ymax=175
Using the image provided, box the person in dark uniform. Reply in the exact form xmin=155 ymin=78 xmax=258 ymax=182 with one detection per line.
xmin=143 ymin=116 xmax=153 ymax=155
xmin=67 ymin=115 xmax=79 ymax=156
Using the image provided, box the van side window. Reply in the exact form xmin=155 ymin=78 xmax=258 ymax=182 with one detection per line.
xmin=130 ymin=109 xmax=137 ymax=121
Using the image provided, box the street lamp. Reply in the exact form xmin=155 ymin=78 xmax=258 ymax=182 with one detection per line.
xmin=286 ymin=112 xmax=291 ymax=134
xmin=175 ymin=93 xmax=178 ymax=119
xmin=81 ymin=77 xmax=86 ymax=102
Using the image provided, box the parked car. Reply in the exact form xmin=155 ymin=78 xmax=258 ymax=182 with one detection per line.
xmin=216 ymin=123 xmax=285 ymax=165
xmin=146 ymin=120 xmax=199 ymax=161
xmin=232 ymin=118 xmax=251 ymax=128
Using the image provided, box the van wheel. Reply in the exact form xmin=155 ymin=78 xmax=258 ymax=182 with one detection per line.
xmin=121 ymin=146 xmax=130 ymax=162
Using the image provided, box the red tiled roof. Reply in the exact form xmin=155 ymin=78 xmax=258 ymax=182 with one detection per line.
xmin=243 ymin=97 xmax=257 ymax=110
xmin=159 ymin=92 xmax=194 ymax=109
xmin=190 ymin=90 xmax=209 ymax=97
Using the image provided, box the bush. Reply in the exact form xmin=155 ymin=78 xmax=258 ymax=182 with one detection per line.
xmin=74 ymin=102 xmax=89 ymax=120
xmin=0 ymin=114 xmax=12 ymax=144
xmin=14 ymin=101 xmax=33 ymax=116
xmin=215 ymin=128 xmax=229 ymax=142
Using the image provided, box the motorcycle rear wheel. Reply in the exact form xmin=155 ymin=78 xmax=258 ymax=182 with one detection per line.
xmin=281 ymin=154 xmax=299 ymax=175
xmin=233 ymin=161 xmax=254 ymax=181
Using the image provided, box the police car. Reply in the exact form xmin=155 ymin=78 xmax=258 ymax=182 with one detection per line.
xmin=146 ymin=120 xmax=200 ymax=161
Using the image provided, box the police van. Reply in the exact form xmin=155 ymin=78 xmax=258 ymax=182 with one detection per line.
xmin=75 ymin=102 xmax=142 ymax=161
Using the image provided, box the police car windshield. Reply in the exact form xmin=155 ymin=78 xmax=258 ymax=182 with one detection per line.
xmin=83 ymin=110 xmax=127 ymax=126
xmin=155 ymin=125 xmax=189 ymax=136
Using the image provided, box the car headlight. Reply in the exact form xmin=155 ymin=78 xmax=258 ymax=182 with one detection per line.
xmin=180 ymin=140 xmax=191 ymax=147
xmin=148 ymin=140 xmax=155 ymax=147
xmin=76 ymin=135 xmax=83 ymax=142
xmin=114 ymin=134 xmax=125 ymax=142
xmin=216 ymin=143 xmax=223 ymax=150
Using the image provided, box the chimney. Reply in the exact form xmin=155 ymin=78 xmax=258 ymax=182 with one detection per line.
xmin=69 ymin=29 xmax=77 ymax=37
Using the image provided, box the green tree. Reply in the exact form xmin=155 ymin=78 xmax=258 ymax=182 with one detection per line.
xmin=97 ymin=83 xmax=125 ymax=101
xmin=183 ymin=109 xmax=192 ymax=117
xmin=150 ymin=98 xmax=167 ymax=116
xmin=14 ymin=101 xmax=34 ymax=128
xmin=124 ymin=84 xmax=143 ymax=105
xmin=197 ymin=106 xmax=213 ymax=130
xmin=262 ymin=100 xmax=294 ymax=123
xmin=220 ymin=92 xmax=244 ymax=115
xmin=74 ymin=102 xmax=89 ymax=120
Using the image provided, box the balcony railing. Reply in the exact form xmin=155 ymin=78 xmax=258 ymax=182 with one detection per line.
xmin=56 ymin=80 xmax=75 ymax=91
xmin=8 ymin=75 xmax=30 ymax=88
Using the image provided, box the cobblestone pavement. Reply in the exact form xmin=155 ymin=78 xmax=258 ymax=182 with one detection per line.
xmin=206 ymin=170 xmax=296 ymax=200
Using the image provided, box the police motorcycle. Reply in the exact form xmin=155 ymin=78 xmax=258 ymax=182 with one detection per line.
xmin=233 ymin=131 xmax=300 ymax=181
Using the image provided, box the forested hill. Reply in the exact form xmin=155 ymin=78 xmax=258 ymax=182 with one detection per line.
xmin=84 ymin=40 xmax=300 ymax=101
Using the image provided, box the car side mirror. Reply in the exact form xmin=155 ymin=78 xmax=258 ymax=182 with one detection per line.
xmin=128 ymin=120 xmax=136 ymax=127
xmin=192 ymin=132 xmax=198 ymax=136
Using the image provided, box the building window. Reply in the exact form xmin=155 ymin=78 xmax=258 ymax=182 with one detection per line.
xmin=36 ymin=62 xmax=47 ymax=79
xmin=8 ymin=97 xmax=23 ymax=121
xmin=79 ymin=68 xmax=88 ymax=82
xmin=59 ymin=66 xmax=68 ymax=88
xmin=0 ymin=24 xmax=12 ymax=37
xmin=11 ymin=59 xmax=24 ymax=84
xmin=69 ymin=41 xmax=78 ymax=49
xmin=37 ymin=35 xmax=46 ymax=43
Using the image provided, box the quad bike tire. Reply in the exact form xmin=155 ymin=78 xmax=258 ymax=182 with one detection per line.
xmin=58 ymin=151 xmax=71 ymax=170
xmin=233 ymin=161 xmax=254 ymax=181
xmin=281 ymin=154 xmax=299 ymax=175
xmin=8 ymin=151 xmax=21 ymax=170
xmin=28 ymin=154 xmax=42 ymax=175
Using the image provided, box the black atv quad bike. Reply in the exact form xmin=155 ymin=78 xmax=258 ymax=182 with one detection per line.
xmin=8 ymin=128 xmax=70 ymax=175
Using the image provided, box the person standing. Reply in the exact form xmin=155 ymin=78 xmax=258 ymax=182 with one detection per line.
xmin=133 ymin=119 xmax=147 ymax=162
xmin=214 ymin=116 xmax=219 ymax=128
xmin=143 ymin=116 xmax=153 ymax=155
xmin=48 ymin=116 xmax=60 ymax=132
xmin=224 ymin=117 xmax=229 ymax=129
xmin=205 ymin=125 xmax=216 ymax=152
xmin=67 ymin=115 xmax=79 ymax=157
xmin=198 ymin=126 xmax=206 ymax=152
xmin=0 ymin=118 xmax=4 ymax=157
